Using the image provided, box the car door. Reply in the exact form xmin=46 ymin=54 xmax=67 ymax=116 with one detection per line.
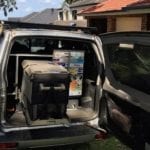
xmin=99 ymin=32 xmax=150 ymax=150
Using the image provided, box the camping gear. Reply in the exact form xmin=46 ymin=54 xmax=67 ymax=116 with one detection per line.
xmin=21 ymin=60 xmax=70 ymax=122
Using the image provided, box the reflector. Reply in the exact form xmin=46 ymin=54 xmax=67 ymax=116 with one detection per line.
xmin=95 ymin=131 xmax=108 ymax=140
xmin=0 ymin=142 xmax=17 ymax=149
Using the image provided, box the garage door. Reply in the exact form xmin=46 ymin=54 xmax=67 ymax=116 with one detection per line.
xmin=116 ymin=17 xmax=142 ymax=32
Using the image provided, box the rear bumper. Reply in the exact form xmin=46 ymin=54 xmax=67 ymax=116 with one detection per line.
xmin=0 ymin=125 xmax=97 ymax=149
xmin=18 ymin=134 xmax=95 ymax=149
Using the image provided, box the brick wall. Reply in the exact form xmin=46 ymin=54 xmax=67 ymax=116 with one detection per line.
xmin=141 ymin=14 xmax=147 ymax=31
xmin=107 ymin=14 xmax=150 ymax=32
xmin=107 ymin=16 xmax=116 ymax=32
xmin=147 ymin=14 xmax=150 ymax=30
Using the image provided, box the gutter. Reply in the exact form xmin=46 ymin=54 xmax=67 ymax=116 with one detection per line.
xmin=79 ymin=8 xmax=150 ymax=17
xmin=124 ymin=5 xmax=150 ymax=10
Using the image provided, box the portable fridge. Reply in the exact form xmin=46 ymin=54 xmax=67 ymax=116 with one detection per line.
xmin=21 ymin=60 xmax=70 ymax=123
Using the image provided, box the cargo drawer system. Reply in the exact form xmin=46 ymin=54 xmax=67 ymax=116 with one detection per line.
xmin=21 ymin=60 xmax=70 ymax=124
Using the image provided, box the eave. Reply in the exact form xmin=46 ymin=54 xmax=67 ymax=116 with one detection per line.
xmin=79 ymin=8 xmax=150 ymax=17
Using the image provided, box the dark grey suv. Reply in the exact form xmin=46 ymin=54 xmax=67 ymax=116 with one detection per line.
xmin=0 ymin=21 xmax=149 ymax=150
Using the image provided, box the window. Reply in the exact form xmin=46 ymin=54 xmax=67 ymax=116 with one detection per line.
xmin=11 ymin=37 xmax=94 ymax=55
xmin=106 ymin=43 xmax=150 ymax=95
xmin=72 ymin=10 xmax=77 ymax=20
xmin=59 ymin=11 xmax=63 ymax=20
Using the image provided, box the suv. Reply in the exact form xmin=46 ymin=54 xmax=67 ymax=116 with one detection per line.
xmin=0 ymin=21 xmax=149 ymax=150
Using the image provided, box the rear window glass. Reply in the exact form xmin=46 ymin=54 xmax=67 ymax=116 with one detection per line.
xmin=105 ymin=43 xmax=150 ymax=95
xmin=11 ymin=37 xmax=92 ymax=54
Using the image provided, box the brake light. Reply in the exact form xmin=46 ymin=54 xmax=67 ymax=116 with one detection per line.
xmin=95 ymin=131 xmax=108 ymax=140
xmin=0 ymin=142 xmax=17 ymax=149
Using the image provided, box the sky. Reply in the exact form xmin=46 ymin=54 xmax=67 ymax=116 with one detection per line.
xmin=0 ymin=0 xmax=64 ymax=20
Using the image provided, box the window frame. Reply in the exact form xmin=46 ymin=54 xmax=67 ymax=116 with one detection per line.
xmin=72 ymin=10 xmax=77 ymax=20
xmin=100 ymin=33 xmax=150 ymax=112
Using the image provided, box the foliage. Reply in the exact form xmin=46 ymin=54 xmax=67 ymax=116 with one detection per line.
xmin=0 ymin=0 xmax=17 ymax=16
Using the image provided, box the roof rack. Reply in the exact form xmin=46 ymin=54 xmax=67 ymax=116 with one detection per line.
xmin=0 ymin=20 xmax=97 ymax=34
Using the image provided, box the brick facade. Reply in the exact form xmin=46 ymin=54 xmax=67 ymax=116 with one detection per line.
xmin=87 ymin=14 xmax=150 ymax=33
xmin=107 ymin=16 xmax=116 ymax=32
xmin=141 ymin=14 xmax=147 ymax=31
xmin=107 ymin=14 xmax=150 ymax=32
xmin=147 ymin=14 xmax=150 ymax=30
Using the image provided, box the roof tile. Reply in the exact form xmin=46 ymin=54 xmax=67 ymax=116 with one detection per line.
xmin=127 ymin=0 xmax=150 ymax=7
xmin=70 ymin=0 xmax=102 ymax=7
xmin=81 ymin=0 xmax=141 ymax=14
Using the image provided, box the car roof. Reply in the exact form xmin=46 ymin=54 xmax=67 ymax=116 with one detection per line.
xmin=7 ymin=28 xmax=95 ymax=41
xmin=1 ymin=21 xmax=97 ymax=41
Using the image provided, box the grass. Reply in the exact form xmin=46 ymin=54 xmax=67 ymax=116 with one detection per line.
xmin=50 ymin=136 xmax=131 ymax=150
xmin=87 ymin=137 xmax=131 ymax=150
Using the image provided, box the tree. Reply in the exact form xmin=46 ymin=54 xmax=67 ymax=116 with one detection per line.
xmin=0 ymin=0 xmax=17 ymax=16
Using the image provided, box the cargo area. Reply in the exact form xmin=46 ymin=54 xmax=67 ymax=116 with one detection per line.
xmin=6 ymin=36 xmax=99 ymax=128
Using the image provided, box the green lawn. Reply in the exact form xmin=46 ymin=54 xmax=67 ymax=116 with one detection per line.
xmin=52 ymin=136 xmax=131 ymax=150
xmin=87 ymin=137 xmax=131 ymax=150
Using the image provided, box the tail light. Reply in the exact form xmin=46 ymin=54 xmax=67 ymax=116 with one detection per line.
xmin=0 ymin=142 xmax=17 ymax=149
xmin=95 ymin=131 xmax=108 ymax=140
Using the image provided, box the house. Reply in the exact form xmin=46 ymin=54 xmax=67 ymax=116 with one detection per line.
xmin=55 ymin=0 xmax=103 ymax=27
xmin=79 ymin=0 xmax=150 ymax=33
xmin=8 ymin=8 xmax=58 ymax=24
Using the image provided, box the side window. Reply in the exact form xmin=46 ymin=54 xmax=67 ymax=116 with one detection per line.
xmin=11 ymin=38 xmax=56 ymax=54
xmin=106 ymin=43 xmax=150 ymax=95
xmin=31 ymin=39 xmax=45 ymax=52
xmin=11 ymin=39 xmax=29 ymax=53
